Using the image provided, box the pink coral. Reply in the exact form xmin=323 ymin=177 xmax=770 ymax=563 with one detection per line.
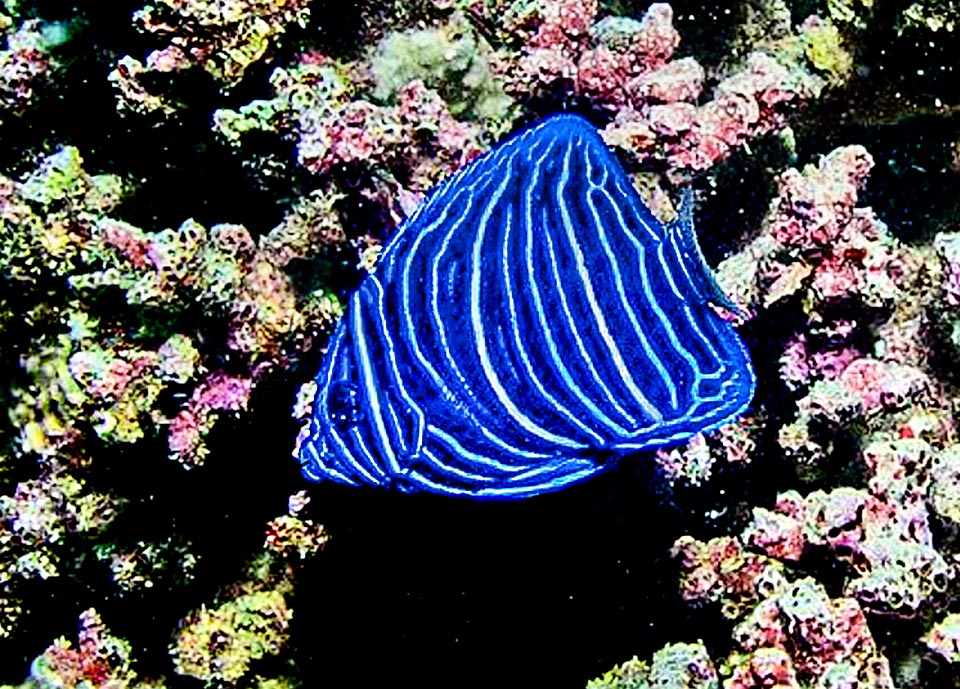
xmin=302 ymin=100 xmax=395 ymax=173
xmin=511 ymin=0 xmax=599 ymax=92
xmin=674 ymin=534 xmax=895 ymax=687
xmin=68 ymin=349 xmax=158 ymax=402
xmin=837 ymin=357 xmax=928 ymax=415
xmin=29 ymin=609 xmax=142 ymax=687
xmin=296 ymin=79 xmax=485 ymax=191
xmin=742 ymin=439 xmax=954 ymax=619
xmin=628 ymin=57 xmax=704 ymax=104
xmin=168 ymin=371 xmax=252 ymax=467
xmin=727 ymin=146 xmax=909 ymax=313
xmin=730 ymin=579 xmax=893 ymax=688
xmin=491 ymin=1 xmax=683 ymax=106
xmin=713 ymin=143 xmax=948 ymax=497
xmin=779 ymin=323 xmax=861 ymax=390
xmin=743 ymin=504 xmax=805 ymax=562
xmin=99 ymin=219 xmax=154 ymax=269
xmin=604 ymin=52 xmax=820 ymax=181
xmin=671 ymin=535 xmax=784 ymax=618
xmin=0 ymin=19 xmax=54 ymax=119
xmin=655 ymin=434 xmax=715 ymax=486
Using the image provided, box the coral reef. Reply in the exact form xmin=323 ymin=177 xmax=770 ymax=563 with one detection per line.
xmin=111 ymin=0 xmax=311 ymax=113
xmin=2 ymin=0 xmax=960 ymax=685
xmin=602 ymin=49 xmax=820 ymax=182
xmin=3 ymin=498 xmax=324 ymax=687
xmin=0 ymin=16 xmax=55 ymax=123
xmin=0 ymin=469 xmax=117 ymax=638
xmin=596 ymin=122 xmax=960 ymax=686
xmin=214 ymin=61 xmax=488 ymax=191
xmin=0 ymin=139 xmax=335 ymax=679
xmin=13 ymin=608 xmax=165 ymax=689
xmin=172 ymin=584 xmax=292 ymax=683
xmin=93 ymin=534 xmax=198 ymax=593
xmin=172 ymin=495 xmax=326 ymax=685
xmin=741 ymin=441 xmax=954 ymax=618
xmin=672 ymin=537 xmax=895 ymax=687
xmin=3 ymin=147 xmax=339 ymax=467
xmin=368 ymin=11 xmax=512 ymax=120
xmin=466 ymin=0 xmax=830 ymax=182
xmin=586 ymin=641 xmax=718 ymax=689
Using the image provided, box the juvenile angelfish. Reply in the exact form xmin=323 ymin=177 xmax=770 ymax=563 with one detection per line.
xmin=297 ymin=113 xmax=755 ymax=499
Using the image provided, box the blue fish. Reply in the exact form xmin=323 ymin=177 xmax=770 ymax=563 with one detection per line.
xmin=298 ymin=113 xmax=755 ymax=499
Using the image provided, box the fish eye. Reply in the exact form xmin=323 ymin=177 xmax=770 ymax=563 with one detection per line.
xmin=326 ymin=380 xmax=362 ymax=432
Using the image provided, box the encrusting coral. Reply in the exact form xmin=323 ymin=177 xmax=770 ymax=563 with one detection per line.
xmin=609 ymin=118 xmax=960 ymax=687
xmin=607 ymin=536 xmax=898 ymax=688
xmin=171 ymin=492 xmax=326 ymax=685
xmin=586 ymin=641 xmax=718 ymax=689
xmin=13 ymin=608 xmax=165 ymax=689
xmin=673 ymin=537 xmax=896 ymax=689
xmin=466 ymin=0 xmax=828 ymax=182
xmin=0 ymin=15 xmax=55 ymax=122
xmin=3 ymin=146 xmax=340 ymax=466
xmin=0 ymin=135 xmax=337 ymax=675
xmin=111 ymin=0 xmax=312 ymax=113
xmin=368 ymin=11 xmax=513 ymax=120
xmin=3 ymin=496 xmax=325 ymax=688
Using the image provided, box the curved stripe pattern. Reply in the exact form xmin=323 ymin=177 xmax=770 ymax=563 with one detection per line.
xmin=298 ymin=114 xmax=755 ymax=499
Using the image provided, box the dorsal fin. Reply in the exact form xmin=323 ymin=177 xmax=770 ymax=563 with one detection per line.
xmin=667 ymin=187 xmax=741 ymax=314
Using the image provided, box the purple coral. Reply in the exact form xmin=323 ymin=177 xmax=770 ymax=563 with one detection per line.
xmin=168 ymin=371 xmax=253 ymax=467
